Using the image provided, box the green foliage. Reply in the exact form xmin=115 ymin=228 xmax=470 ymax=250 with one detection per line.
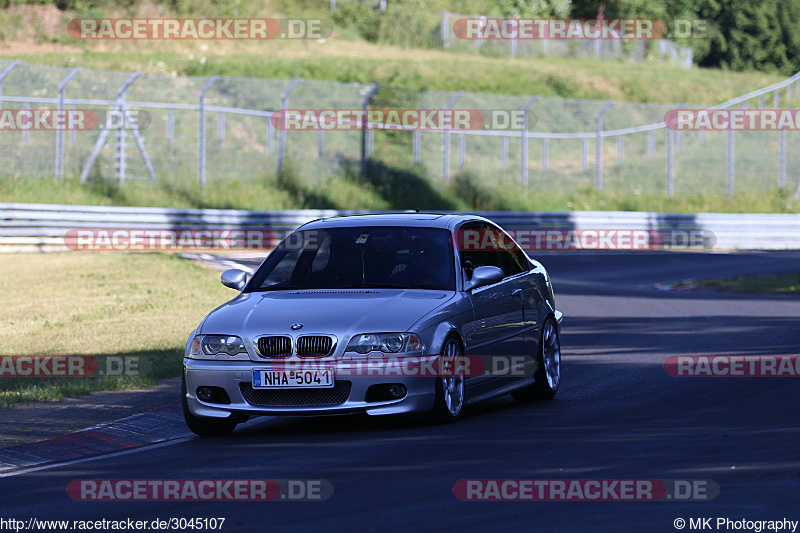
xmin=694 ymin=0 xmax=800 ymax=75
xmin=331 ymin=0 xmax=382 ymax=42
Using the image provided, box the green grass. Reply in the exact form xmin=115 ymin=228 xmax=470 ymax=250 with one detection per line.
xmin=0 ymin=252 xmax=232 ymax=406
xmin=2 ymin=166 xmax=798 ymax=213
xmin=13 ymin=49 xmax=784 ymax=105
xmin=695 ymin=273 xmax=800 ymax=294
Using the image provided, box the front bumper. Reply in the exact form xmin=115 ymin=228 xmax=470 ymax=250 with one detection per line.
xmin=184 ymin=358 xmax=438 ymax=419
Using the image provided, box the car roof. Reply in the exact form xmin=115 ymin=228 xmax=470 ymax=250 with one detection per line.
xmin=297 ymin=212 xmax=491 ymax=231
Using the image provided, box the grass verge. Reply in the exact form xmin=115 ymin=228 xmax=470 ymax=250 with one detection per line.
xmin=695 ymin=273 xmax=800 ymax=294
xmin=0 ymin=252 xmax=232 ymax=406
xmin=2 ymin=170 xmax=798 ymax=214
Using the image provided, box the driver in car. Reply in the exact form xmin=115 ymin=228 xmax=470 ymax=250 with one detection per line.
xmin=389 ymin=234 xmax=451 ymax=288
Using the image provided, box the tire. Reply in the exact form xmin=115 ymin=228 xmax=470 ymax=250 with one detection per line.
xmin=429 ymin=336 xmax=466 ymax=424
xmin=512 ymin=317 xmax=561 ymax=401
xmin=182 ymin=375 xmax=238 ymax=436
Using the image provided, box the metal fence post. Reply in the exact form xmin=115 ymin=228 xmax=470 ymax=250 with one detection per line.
xmin=317 ymin=129 xmax=324 ymax=159
xmin=542 ymin=138 xmax=549 ymax=170
xmin=117 ymin=94 xmax=127 ymax=183
xmin=198 ymin=76 xmax=220 ymax=187
xmin=616 ymin=136 xmax=623 ymax=164
xmin=56 ymin=66 xmax=83 ymax=180
xmin=69 ymin=104 xmax=77 ymax=145
xmin=726 ymin=127 xmax=734 ymax=197
xmin=648 ymin=130 xmax=655 ymax=156
xmin=167 ymin=109 xmax=174 ymax=147
xmin=675 ymin=103 xmax=683 ymax=153
xmin=441 ymin=91 xmax=462 ymax=183
xmin=458 ymin=133 xmax=465 ymax=172
xmin=217 ymin=112 xmax=225 ymax=148
xmin=81 ymin=71 xmax=143 ymax=184
xmin=22 ymin=102 xmax=30 ymax=143
xmin=413 ymin=131 xmax=421 ymax=164
xmin=594 ymin=100 xmax=614 ymax=190
xmin=475 ymin=17 xmax=485 ymax=51
xmin=441 ymin=10 xmax=449 ymax=48
xmin=267 ymin=118 xmax=274 ymax=152
xmin=581 ymin=139 xmax=588 ymax=171
xmin=361 ymin=84 xmax=380 ymax=178
xmin=501 ymin=136 xmax=508 ymax=168
xmin=779 ymin=129 xmax=786 ymax=188
xmin=667 ymin=128 xmax=674 ymax=197
xmin=277 ymin=78 xmax=303 ymax=176
xmin=0 ymin=60 xmax=19 ymax=110
xmin=520 ymin=96 xmax=538 ymax=186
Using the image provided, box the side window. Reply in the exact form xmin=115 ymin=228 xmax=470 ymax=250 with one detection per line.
xmin=458 ymin=222 xmax=505 ymax=280
xmin=485 ymin=223 xmax=528 ymax=276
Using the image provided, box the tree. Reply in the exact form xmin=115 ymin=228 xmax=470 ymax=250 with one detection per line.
xmin=695 ymin=0 xmax=800 ymax=75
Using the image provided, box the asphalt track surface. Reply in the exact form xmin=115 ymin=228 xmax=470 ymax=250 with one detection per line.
xmin=2 ymin=251 xmax=799 ymax=533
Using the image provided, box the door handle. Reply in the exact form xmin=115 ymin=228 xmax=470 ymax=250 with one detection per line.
xmin=511 ymin=288 xmax=522 ymax=297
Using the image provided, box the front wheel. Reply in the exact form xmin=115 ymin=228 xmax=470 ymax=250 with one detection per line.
xmin=182 ymin=375 xmax=238 ymax=436
xmin=512 ymin=317 xmax=561 ymax=401
xmin=429 ymin=337 xmax=465 ymax=424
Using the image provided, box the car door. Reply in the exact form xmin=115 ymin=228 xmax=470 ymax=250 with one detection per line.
xmin=488 ymin=222 xmax=543 ymax=385
xmin=459 ymin=222 xmax=526 ymax=396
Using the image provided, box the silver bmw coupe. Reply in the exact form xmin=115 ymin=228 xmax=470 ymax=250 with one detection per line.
xmin=183 ymin=213 xmax=562 ymax=435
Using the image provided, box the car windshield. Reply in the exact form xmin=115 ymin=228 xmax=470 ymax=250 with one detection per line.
xmin=246 ymin=226 xmax=456 ymax=292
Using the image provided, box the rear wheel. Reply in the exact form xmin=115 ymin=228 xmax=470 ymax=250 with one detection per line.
xmin=512 ymin=317 xmax=560 ymax=401
xmin=430 ymin=337 xmax=465 ymax=424
xmin=182 ymin=375 xmax=238 ymax=436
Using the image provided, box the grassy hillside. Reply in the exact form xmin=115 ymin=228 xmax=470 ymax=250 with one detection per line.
xmin=0 ymin=2 xmax=797 ymax=213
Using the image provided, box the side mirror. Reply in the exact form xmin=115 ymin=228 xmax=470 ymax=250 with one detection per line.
xmin=221 ymin=268 xmax=248 ymax=291
xmin=464 ymin=266 xmax=504 ymax=291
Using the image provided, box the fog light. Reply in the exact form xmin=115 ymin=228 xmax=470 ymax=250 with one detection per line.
xmin=196 ymin=387 xmax=214 ymax=402
xmin=388 ymin=384 xmax=407 ymax=398
xmin=366 ymin=383 xmax=408 ymax=402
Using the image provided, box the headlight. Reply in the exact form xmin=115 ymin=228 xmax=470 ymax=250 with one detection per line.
xmin=345 ymin=333 xmax=424 ymax=354
xmin=188 ymin=335 xmax=249 ymax=360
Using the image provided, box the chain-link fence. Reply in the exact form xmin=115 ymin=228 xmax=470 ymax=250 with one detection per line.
xmin=1 ymin=59 xmax=799 ymax=198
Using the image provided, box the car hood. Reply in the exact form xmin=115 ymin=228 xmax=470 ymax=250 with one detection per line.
xmin=199 ymin=289 xmax=454 ymax=351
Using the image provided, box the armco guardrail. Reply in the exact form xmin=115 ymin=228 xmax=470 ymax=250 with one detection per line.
xmin=1 ymin=203 xmax=799 ymax=250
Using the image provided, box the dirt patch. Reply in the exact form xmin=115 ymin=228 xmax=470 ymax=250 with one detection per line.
xmin=0 ymin=4 xmax=82 ymax=55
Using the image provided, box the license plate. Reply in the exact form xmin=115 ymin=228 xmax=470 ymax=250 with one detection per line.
xmin=252 ymin=368 xmax=335 ymax=389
